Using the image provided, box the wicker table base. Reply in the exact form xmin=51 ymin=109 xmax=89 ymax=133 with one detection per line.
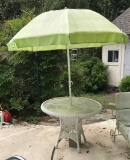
xmin=41 ymin=97 xmax=102 ymax=153
xmin=55 ymin=117 xmax=86 ymax=153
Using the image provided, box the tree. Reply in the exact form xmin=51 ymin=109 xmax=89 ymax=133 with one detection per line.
xmin=1 ymin=0 xmax=130 ymax=21
xmin=0 ymin=0 xmax=22 ymax=20
xmin=108 ymin=0 xmax=130 ymax=21
xmin=43 ymin=0 xmax=89 ymax=11
xmin=0 ymin=0 xmax=44 ymax=21
xmin=88 ymin=0 xmax=111 ymax=19
xmin=0 ymin=9 xmax=37 ymax=112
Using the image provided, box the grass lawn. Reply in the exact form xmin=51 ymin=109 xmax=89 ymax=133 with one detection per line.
xmin=81 ymin=92 xmax=116 ymax=110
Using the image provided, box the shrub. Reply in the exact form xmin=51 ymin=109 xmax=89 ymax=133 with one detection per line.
xmin=0 ymin=64 xmax=18 ymax=106
xmin=60 ymin=63 xmax=85 ymax=96
xmin=76 ymin=54 xmax=108 ymax=93
xmin=25 ymin=116 xmax=39 ymax=124
xmin=119 ymin=76 xmax=130 ymax=92
xmin=60 ymin=53 xmax=108 ymax=95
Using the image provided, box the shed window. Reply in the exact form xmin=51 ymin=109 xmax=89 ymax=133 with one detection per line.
xmin=108 ymin=50 xmax=119 ymax=62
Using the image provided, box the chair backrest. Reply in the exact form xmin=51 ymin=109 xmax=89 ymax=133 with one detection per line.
xmin=116 ymin=92 xmax=130 ymax=126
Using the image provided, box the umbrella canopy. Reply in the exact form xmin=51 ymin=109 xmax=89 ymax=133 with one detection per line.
xmin=7 ymin=8 xmax=128 ymax=104
xmin=7 ymin=8 xmax=128 ymax=52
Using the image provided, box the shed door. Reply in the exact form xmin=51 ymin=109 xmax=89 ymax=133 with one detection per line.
xmin=124 ymin=42 xmax=130 ymax=77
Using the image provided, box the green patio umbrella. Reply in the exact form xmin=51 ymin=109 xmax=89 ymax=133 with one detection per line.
xmin=7 ymin=8 xmax=128 ymax=105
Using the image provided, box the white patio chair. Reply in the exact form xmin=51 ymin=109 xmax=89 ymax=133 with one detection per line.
xmin=110 ymin=92 xmax=130 ymax=144
xmin=0 ymin=111 xmax=4 ymax=128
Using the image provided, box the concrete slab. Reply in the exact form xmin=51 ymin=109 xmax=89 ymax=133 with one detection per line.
xmin=0 ymin=119 xmax=130 ymax=160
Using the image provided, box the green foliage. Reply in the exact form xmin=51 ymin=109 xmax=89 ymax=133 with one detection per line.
xmin=0 ymin=0 xmax=22 ymax=20
xmin=4 ymin=9 xmax=35 ymax=40
xmin=84 ymin=92 xmax=115 ymax=109
xmin=108 ymin=0 xmax=130 ymax=21
xmin=0 ymin=9 xmax=68 ymax=115
xmin=0 ymin=10 xmax=39 ymax=113
xmin=60 ymin=53 xmax=108 ymax=95
xmin=0 ymin=0 xmax=130 ymax=22
xmin=76 ymin=54 xmax=108 ymax=93
xmin=25 ymin=116 xmax=39 ymax=124
xmin=43 ymin=0 xmax=89 ymax=11
xmin=43 ymin=0 xmax=130 ymax=21
xmin=20 ymin=0 xmax=44 ymax=15
xmin=119 ymin=76 xmax=130 ymax=92
xmin=40 ymin=50 xmax=67 ymax=99
xmin=0 ymin=9 xmax=35 ymax=62
xmin=9 ymin=97 xmax=24 ymax=111
xmin=0 ymin=64 xmax=16 ymax=101
xmin=60 ymin=63 xmax=85 ymax=96
xmin=0 ymin=0 xmax=44 ymax=20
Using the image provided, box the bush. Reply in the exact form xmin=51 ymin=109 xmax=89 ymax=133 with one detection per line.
xmin=60 ymin=53 xmax=108 ymax=95
xmin=119 ymin=76 xmax=130 ymax=92
xmin=60 ymin=63 xmax=85 ymax=96
xmin=76 ymin=54 xmax=108 ymax=93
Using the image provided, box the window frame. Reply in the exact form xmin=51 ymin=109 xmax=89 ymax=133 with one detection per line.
xmin=107 ymin=50 xmax=119 ymax=63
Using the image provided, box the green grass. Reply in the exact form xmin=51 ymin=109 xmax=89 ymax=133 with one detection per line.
xmin=81 ymin=92 xmax=116 ymax=109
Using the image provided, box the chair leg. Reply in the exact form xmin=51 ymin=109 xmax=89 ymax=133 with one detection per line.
xmin=76 ymin=133 xmax=81 ymax=153
xmin=110 ymin=128 xmax=117 ymax=142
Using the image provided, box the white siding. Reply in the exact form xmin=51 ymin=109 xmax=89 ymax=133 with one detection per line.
xmin=124 ymin=42 xmax=130 ymax=77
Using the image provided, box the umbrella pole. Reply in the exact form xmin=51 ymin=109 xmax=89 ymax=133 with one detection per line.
xmin=67 ymin=44 xmax=72 ymax=105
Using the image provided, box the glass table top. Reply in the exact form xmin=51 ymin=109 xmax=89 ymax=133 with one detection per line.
xmin=41 ymin=97 xmax=102 ymax=118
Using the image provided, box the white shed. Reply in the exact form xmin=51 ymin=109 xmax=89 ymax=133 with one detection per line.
xmin=102 ymin=7 xmax=130 ymax=87
xmin=102 ymin=43 xmax=130 ymax=87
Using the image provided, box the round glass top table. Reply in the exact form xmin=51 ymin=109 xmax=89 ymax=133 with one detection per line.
xmin=41 ymin=97 xmax=102 ymax=153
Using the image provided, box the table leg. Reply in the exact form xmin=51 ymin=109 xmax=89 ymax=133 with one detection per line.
xmin=81 ymin=127 xmax=87 ymax=142
xmin=75 ymin=118 xmax=81 ymax=153
xmin=55 ymin=117 xmax=86 ymax=153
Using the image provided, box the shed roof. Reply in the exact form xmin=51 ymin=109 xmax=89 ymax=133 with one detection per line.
xmin=113 ymin=7 xmax=130 ymax=35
